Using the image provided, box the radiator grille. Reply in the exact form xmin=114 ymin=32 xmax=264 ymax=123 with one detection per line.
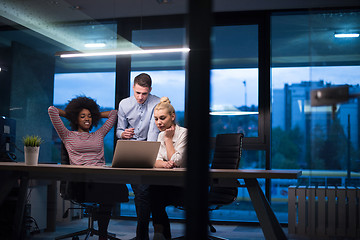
xmin=288 ymin=186 xmax=359 ymax=238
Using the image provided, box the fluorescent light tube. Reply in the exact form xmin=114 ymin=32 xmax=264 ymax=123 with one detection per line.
xmin=210 ymin=111 xmax=259 ymax=116
xmin=334 ymin=33 xmax=359 ymax=38
xmin=59 ymin=47 xmax=190 ymax=58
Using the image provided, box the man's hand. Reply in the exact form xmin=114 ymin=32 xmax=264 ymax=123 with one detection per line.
xmin=121 ymin=128 xmax=135 ymax=139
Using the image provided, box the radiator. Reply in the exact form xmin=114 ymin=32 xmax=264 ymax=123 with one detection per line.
xmin=288 ymin=186 xmax=360 ymax=238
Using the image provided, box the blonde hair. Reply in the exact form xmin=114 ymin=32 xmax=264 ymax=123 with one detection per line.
xmin=155 ymin=97 xmax=175 ymax=116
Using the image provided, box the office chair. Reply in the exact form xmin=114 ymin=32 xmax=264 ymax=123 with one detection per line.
xmin=207 ymin=133 xmax=243 ymax=240
xmin=56 ymin=143 xmax=128 ymax=240
xmin=173 ymin=133 xmax=243 ymax=240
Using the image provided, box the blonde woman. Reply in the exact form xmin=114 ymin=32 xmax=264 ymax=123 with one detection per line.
xmin=150 ymin=97 xmax=187 ymax=240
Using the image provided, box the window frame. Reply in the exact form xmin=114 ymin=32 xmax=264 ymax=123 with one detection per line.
xmin=115 ymin=12 xmax=273 ymax=201
xmin=213 ymin=12 xmax=271 ymax=154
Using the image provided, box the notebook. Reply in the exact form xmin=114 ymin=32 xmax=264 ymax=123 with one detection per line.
xmin=111 ymin=140 xmax=160 ymax=168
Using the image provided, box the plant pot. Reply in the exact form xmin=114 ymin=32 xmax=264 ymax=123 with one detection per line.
xmin=24 ymin=146 xmax=40 ymax=166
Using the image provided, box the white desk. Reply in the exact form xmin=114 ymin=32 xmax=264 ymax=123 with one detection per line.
xmin=0 ymin=162 xmax=301 ymax=240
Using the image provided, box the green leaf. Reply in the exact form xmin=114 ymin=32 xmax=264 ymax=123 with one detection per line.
xmin=23 ymin=135 xmax=43 ymax=147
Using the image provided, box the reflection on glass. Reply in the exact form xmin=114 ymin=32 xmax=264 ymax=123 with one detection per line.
xmin=272 ymin=11 xmax=360 ymax=173
xmin=130 ymin=70 xmax=186 ymax=127
xmin=204 ymin=25 xmax=262 ymax=223
xmin=210 ymin=25 xmax=259 ymax=138
xmin=272 ymin=67 xmax=360 ymax=173
xmin=271 ymin=11 xmax=360 ymax=224
xmin=53 ymin=72 xmax=116 ymax=164
xmin=131 ymin=28 xmax=187 ymax=71
xmin=210 ymin=68 xmax=259 ymax=137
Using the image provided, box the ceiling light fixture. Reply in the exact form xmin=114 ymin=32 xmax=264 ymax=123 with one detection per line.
xmin=210 ymin=111 xmax=259 ymax=116
xmin=84 ymin=43 xmax=107 ymax=48
xmin=334 ymin=33 xmax=360 ymax=38
xmin=57 ymin=47 xmax=190 ymax=58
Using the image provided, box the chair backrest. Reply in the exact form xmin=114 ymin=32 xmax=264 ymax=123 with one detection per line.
xmin=211 ymin=133 xmax=243 ymax=170
xmin=59 ymin=142 xmax=82 ymax=201
xmin=59 ymin=142 xmax=129 ymax=204
xmin=61 ymin=142 xmax=70 ymax=165
xmin=208 ymin=133 xmax=244 ymax=206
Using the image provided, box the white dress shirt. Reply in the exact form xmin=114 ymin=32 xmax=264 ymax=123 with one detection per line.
xmin=116 ymin=94 xmax=160 ymax=141
xmin=156 ymin=125 xmax=188 ymax=167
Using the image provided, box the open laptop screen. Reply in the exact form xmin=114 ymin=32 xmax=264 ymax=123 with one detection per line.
xmin=111 ymin=140 xmax=160 ymax=168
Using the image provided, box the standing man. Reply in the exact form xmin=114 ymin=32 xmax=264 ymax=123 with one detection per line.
xmin=116 ymin=73 xmax=160 ymax=240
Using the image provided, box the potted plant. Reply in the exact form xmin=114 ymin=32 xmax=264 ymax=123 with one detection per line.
xmin=23 ymin=135 xmax=43 ymax=165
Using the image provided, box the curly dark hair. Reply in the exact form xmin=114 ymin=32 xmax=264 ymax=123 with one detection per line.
xmin=64 ymin=96 xmax=101 ymax=131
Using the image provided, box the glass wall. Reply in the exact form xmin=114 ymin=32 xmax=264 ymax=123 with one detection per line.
xmin=2 ymin=0 xmax=359 ymax=232
xmin=271 ymin=10 xmax=360 ymax=222
xmin=208 ymin=24 xmax=262 ymax=222
xmin=53 ymin=71 xmax=116 ymax=163
xmin=124 ymin=24 xmax=264 ymax=222
xmin=210 ymin=25 xmax=259 ymax=138
xmin=120 ymin=27 xmax=187 ymax=218
xmin=51 ymin=21 xmax=118 ymax=164
xmin=131 ymin=28 xmax=187 ymax=125
xmin=0 ymin=23 xmax=59 ymax=164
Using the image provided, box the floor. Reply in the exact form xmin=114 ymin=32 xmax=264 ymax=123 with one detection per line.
xmin=29 ymin=217 xmax=309 ymax=240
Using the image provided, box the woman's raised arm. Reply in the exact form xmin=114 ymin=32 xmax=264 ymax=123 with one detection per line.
xmin=100 ymin=111 xmax=111 ymax=118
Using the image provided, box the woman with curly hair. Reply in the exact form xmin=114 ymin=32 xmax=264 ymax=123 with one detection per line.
xmin=49 ymin=96 xmax=111 ymax=165
xmin=48 ymin=96 xmax=128 ymax=240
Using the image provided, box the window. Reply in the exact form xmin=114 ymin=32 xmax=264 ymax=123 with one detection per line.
xmin=130 ymin=70 xmax=186 ymax=126
xmin=53 ymin=72 xmax=116 ymax=163
xmin=131 ymin=28 xmax=187 ymax=125
xmin=208 ymin=23 xmax=266 ymax=222
xmin=210 ymin=25 xmax=259 ymax=138
xmin=271 ymin=10 xmax=360 ymax=222
xmin=120 ymin=27 xmax=187 ymax=218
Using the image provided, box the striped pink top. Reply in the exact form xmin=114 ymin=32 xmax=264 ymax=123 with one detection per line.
xmin=48 ymin=106 xmax=117 ymax=166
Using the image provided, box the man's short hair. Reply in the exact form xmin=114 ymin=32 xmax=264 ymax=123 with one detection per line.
xmin=134 ymin=73 xmax=152 ymax=88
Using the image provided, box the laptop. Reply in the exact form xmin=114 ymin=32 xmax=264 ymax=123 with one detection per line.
xmin=111 ymin=140 xmax=160 ymax=168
